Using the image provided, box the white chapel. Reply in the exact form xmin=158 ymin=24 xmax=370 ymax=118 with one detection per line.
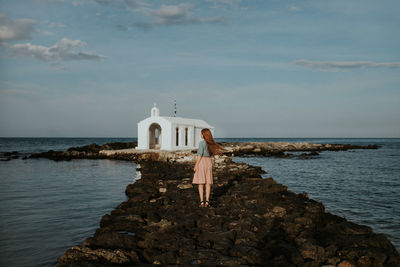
xmin=136 ymin=103 xmax=214 ymax=151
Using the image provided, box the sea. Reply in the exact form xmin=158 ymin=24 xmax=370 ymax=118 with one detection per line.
xmin=0 ymin=137 xmax=399 ymax=266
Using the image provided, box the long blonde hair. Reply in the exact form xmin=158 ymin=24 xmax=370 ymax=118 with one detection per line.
xmin=201 ymin=128 xmax=224 ymax=156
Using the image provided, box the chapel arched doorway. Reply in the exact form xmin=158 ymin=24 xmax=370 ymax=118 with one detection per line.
xmin=149 ymin=123 xmax=162 ymax=149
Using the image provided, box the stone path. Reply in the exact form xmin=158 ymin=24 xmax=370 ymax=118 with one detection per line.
xmin=57 ymin=157 xmax=399 ymax=266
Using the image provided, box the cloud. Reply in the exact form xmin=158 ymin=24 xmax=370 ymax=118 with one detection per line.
xmin=126 ymin=4 xmax=228 ymax=30
xmin=0 ymin=14 xmax=37 ymax=42
xmin=36 ymin=0 xmax=147 ymax=9
xmin=152 ymin=4 xmax=189 ymax=24
xmin=288 ymin=5 xmax=300 ymax=12
xmin=206 ymin=0 xmax=241 ymax=8
xmin=152 ymin=4 xmax=227 ymax=26
xmin=34 ymin=0 xmax=64 ymax=3
xmin=92 ymin=0 xmax=149 ymax=10
xmin=72 ymin=1 xmax=228 ymax=30
xmin=294 ymin=60 xmax=400 ymax=71
xmin=4 ymin=37 xmax=105 ymax=61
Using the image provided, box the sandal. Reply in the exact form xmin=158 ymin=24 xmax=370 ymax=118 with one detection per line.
xmin=204 ymin=201 xmax=210 ymax=208
xmin=199 ymin=201 xmax=205 ymax=208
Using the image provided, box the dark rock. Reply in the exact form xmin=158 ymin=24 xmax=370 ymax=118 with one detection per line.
xmin=100 ymin=141 xmax=137 ymax=150
xmin=28 ymin=140 xmax=379 ymax=162
xmin=67 ymin=141 xmax=137 ymax=153
xmin=36 ymin=141 xmax=396 ymax=266
xmin=57 ymin=158 xmax=399 ymax=266
xmin=298 ymin=151 xmax=319 ymax=159
xmin=67 ymin=143 xmax=102 ymax=153
xmin=220 ymin=141 xmax=380 ymax=160
xmin=1 ymin=151 xmax=20 ymax=160
xmin=29 ymin=141 xmax=136 ymax=161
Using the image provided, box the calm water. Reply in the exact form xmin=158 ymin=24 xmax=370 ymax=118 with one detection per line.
xmin=0 ymin=138 xmax=139 ymax=267
xmin=0 ymin=138 xmax=399 ymax=266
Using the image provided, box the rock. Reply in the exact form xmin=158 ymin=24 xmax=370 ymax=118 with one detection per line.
xmin=177 ymin=183 xmax=193 ymax=189
xmin=1 ymin=151 xmax=20 ymax=160
xmin=338 ymin=260 xmax=356 ymax=267
xmin=264 ymin=206 xmax=287 ymax=218
xmin=67 ymin=143 xmax=102 ymax=153
xmin=44 ymin=142 xmax=398 ymax=267
xmin=124 ymin=214 xmax=144 ymax=223
xmin=298 ymin=151 xmax=319 ymax=159
xmin=357 ymin=256 xmax=372 ymax=267
xmin=326 ymin=257 xmax=341 ymax=265
xmin=297 ymin=242 xmax=325 ymax=262
xmin=57 ymin=246 xmax=138 ymax=264
xmin=229 ymin=245 xmax=263 ymax=264
xmin=29 ymin=140 xmax=379 ymax=162
xmin=147 ymin=219 xmax=172 ymax=229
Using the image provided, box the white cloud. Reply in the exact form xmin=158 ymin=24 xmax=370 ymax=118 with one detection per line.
xmin=153 ymin=4 xmax=227 ymax=26
xmin=294 ymin=60 xmax=400 ymax=71
xmin=0 ymin=14 xmax=37 ymax=42
xmin=152 ymin=4 xmax=189 ymax=24
xmin=92 ymin=0 xmax=149 ymax=10
xmin=35 ymin=0 xmax=64 ymax=3
xmin=206 ymin=0 xmax=241 ymax=8
xmin=4 ymin=37 xmax=105 ymax=61
xmin=129 ymin=4 xmax=228 ymax=30
xmin=36 ymin=0 xmax=146 ymax=9
xmin=70 ymin=1 xmax=228 ymax=30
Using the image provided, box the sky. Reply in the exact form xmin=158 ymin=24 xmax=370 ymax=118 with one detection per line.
xmin=0 ymin=0 xmax=399 ymax=138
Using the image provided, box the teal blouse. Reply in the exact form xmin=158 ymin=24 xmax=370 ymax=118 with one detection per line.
xmin=197 ymin=139 xmax=210 ymax=157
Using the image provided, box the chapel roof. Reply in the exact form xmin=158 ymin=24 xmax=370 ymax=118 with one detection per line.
xmin=161 ymin=116 xmax=213 ymax=128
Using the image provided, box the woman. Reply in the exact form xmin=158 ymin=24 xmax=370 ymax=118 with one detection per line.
xmin=192 ymin=128 xmax=224 ymax=208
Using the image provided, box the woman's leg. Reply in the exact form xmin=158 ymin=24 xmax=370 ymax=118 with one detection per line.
xmin=205 ymin=184 xmax=211 ymax=202
xmin=198 ymin=184 xmax=204 ymax=202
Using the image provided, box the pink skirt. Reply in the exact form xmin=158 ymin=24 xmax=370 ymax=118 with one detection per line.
xmin=192 ymin=156 xmax=213 ymax=184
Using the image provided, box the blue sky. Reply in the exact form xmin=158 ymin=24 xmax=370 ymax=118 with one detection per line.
xmin=0 ymin=0 xmax=399 ymax=137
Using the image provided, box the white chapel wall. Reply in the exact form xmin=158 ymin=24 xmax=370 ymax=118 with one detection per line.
xmin=170 ymin=124 xmax=197 ymax=150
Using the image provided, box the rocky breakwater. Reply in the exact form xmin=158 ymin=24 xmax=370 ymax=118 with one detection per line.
xmin=28 ymin=141 xmax=138 ymax=161
xmin=28 ymin=141 xmax=379 ymax=162
xmin=220 ymin=141 xmax=379 ymax=159
xmin=57 ymin=158 xmax=399 ymax=266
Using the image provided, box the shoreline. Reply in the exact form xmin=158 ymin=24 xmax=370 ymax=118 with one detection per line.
xmin=25 ymin=140 xmax=378 ymax=162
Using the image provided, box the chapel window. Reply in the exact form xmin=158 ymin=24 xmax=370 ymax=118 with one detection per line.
xmin=176 ymin=127 xmax=179 ymax=146
xmin=185 ymin=127 xmax=188 ymax=146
